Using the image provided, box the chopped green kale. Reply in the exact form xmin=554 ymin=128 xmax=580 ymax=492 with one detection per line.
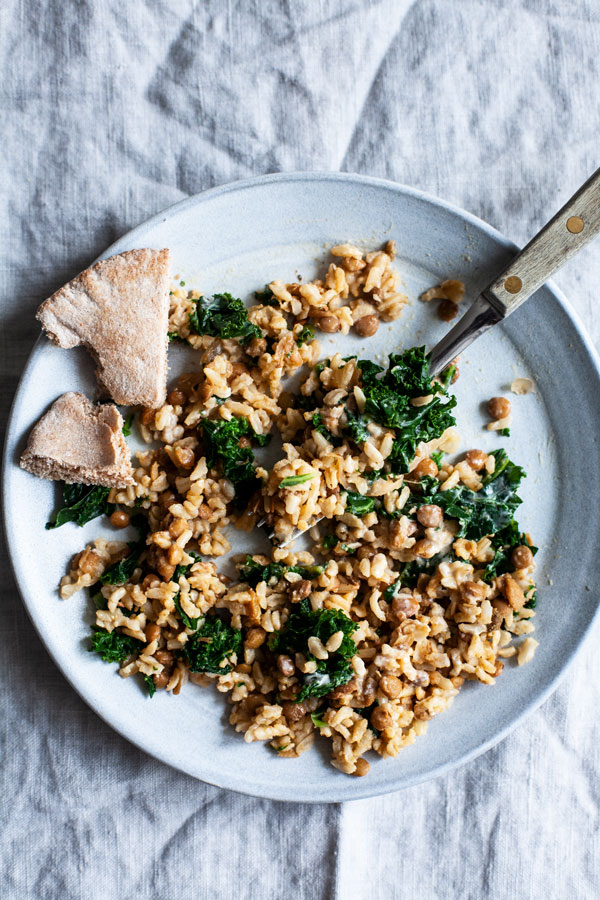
xmin=254 ymin=285 xmax=280 ymax=307
xmin=189 ymin=292 xmax=262 ymax=344
xmin=89 ymin=627 xmax=141 ymax=663
xmin=343 ymin=408 xmax=370 ymax=445
xmin=171 ymin=550 xmax=202 ymax=583
xmin=180 ymin=616 xmax=243 ymax=674
xmin=322 ymin=534 xmax=338 ymax=550
xmin=201 ymin=417 xmax=261 ymax=505
xmin=344 ymin=491 xmax=375 ymax=516
xmin=357 ymin=347 xmax=457 ymax=474
xmin=482 ymin=521 xmax=537 ymax=583
xmin=173 ymin=595 xmax=200 ymax=631
xmin=239 ymin=555 xmax=323 ymax=588
xmin=418 ymin=450 xmax=525 ymax=541
xmin=46 ymin=483 xmax=111 ymax=530
xmin=144 ymin=675 xmax=156 ymax=698
xmin=296 ymin=324 xmax=315 ymax=347
xmin=311 ymin=412 xmax=338 ymax=445
xmin=167 ymin=330 xmax=186 ymax=343
xmin=100 ymin=515 xmax=149 ymax=585
xmin=270 ymin=599 xmax=358 ymax=701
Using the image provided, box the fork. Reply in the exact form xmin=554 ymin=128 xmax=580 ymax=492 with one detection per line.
xmin=264 ymin=166 xmax=600 ymax=547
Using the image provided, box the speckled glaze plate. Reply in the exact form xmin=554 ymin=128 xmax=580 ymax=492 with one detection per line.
xmin=4 ymin=173 xmax=600 ymax=802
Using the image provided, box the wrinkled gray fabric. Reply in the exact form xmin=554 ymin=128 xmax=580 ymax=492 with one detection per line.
xmin=1 ymin=1 xmax=599 ymax=898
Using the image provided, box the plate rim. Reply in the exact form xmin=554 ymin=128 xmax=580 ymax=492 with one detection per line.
xmin=4 ymin=170 xmax=600 ymax=802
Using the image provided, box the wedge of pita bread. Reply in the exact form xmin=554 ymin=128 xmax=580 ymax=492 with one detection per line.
xmin=37 ymin=248 xmax=171 ymax=408
xmin=20 ymin=392 xmax=134 ymax=487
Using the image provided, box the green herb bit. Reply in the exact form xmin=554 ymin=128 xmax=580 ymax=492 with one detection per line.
xmin=311 ymin=412 xmax=338 ymax=444
xmin=311 ymin=711 xmax=328 ymax=728
xmin=279 ymin=473 xmax=316 ymax=488
xmin=254 ymin=285 xmax=280 ymax=307
xmin=144 ymin=674 xmax=156 ymax=698
xmin=340 ymin=543 xmax=358 ymax=555
xmin=499 ymin=427 xmax=511 ymax=437
xmin=46 ymin=482 xmax=111 ymax=530
xmin=322 ymin=534 xmax=338 ymax=550
xmin=168 ymin=331 xmax=186 ymax=343
xmin=431 ymin=450 xmax=444 ymax=468
xmin=122 ymin=413 xmax=134 ymax=437
xmin=296 ymin=324 xmax=315 ymax=347
xmin=239 ymin=556 xmax=323 ymax=589
xmin=189 ymin=292 xmax=262 ymax=344
xmin=171 ymin=550 xmax=203 ymax=583
xmin=174 ymin=595 xmax=200 ymax=631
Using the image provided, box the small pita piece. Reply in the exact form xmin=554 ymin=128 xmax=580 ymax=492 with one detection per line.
xmin=37 ymin=248 xmax=170 ymax=408
xmin=20 ymin=392 xmax=134 ymax=487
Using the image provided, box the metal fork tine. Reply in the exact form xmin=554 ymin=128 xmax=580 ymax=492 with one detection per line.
xmin=268 ymin=515 xmax=324 ymax=546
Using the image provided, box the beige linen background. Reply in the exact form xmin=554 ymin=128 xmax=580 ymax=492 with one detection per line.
xmin=1 ymin=1 xmax=599 ymax=898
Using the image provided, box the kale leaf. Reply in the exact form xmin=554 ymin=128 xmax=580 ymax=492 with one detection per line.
xmin=180 ymin=616 xmax=243 ymax=674
xmin=100 ymin=543 xmax=144 ymax=585
xmin=357 ymin=347 xmax=457 ymax=474
xmin=417 ymin=450 xmax=525 ymax=540
xmin=89 ymin=626 xmax=141 ymax=663
xmin=174 ymin=595 xmax=200 ymax=631
xmin=482 ymin=520 xmax=537 ymax=583
xmin=270 ymin=599 xmax=358 ymax=701
xmin=189 ymin=293 xmax=262 ymax=344
xmin=100 ymin=515 xmax=149 ymax=585
xmin=344 ymin=491 xmax=375 ymax=516
xmin=384 ymin=551 xmax=450 ymax=598
xmin=201 ymin=417 xmax=261 ymax=505
xmin=311 ymin=412 xmax=337 ymax=444
xmin=239 ymin=555 xmax=323 ymax=588
xmin=144 ymin=675 xmax=156 ymax=697
xmin=46 ymin=483 xmax=111 ymax=529
xmin=171 ymin=550 xmax=203 ymax=583
xmin=343 ymin=408 xmax=370 ymax=445
xmin=254 ymin=285 xmax=280 ymax=307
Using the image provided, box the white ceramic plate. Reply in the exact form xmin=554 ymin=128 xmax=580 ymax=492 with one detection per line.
xmin=4 ymin=173 xmax=600 ymax=802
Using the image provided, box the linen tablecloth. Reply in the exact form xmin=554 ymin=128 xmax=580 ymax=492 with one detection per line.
xmin=2 ymin=2 xmax=599 ymax=897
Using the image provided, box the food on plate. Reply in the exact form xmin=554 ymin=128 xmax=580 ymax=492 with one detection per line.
xmin=20 ymin=391 xmax=134 ymax=488
xmin=511 ymin=377 xmax=535 ymax=395
xmin=419 ymin=278 xmax=465 ymax=322
xmin=46 ymin=244 xmax=537 ymax=777
xmin=36 ymin=248 xmax=171 ymax=408
xmin=487 ymin=395 xmax=512 ymax=434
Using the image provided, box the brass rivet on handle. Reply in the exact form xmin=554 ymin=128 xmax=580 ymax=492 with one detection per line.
xmin=566 ymin=215 xmax=584 ymax=234
xmin=504 ymin=275 xmax=522 ymax=294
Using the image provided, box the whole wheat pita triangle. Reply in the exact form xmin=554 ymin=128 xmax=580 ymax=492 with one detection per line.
xmin=20 ymin=392 xmax=134 ymax=487
xmin=37 ymin=248 xmax=171 ymax=408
